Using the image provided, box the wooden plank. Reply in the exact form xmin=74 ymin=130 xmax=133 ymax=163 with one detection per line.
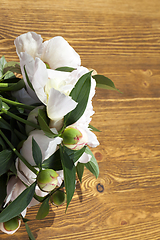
xmin=0 ymin=0 xmax=160 ymax=239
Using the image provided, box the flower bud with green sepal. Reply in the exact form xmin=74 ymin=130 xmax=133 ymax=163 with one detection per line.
xmin=0 ymin=217 xmax=21 ymax=235
xmin=62 ymin=125 xmax=88 ymax=150
xmin=37 ymin=169 xmax=58 ymax=192
xmin=50 ymin=190 xmax=66 ymax=207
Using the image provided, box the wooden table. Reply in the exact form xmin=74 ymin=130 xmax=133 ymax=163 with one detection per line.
xmin=1 ymin=0 xmax=160 ymax=239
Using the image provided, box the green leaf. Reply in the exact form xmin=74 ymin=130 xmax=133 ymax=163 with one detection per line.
xmin=3 ymin=61 xmax=21 ymax=75
xmin=24 ymin=66 xmax=34 ymax=91
xmin=11 ymin=124 xmax=19 ymax=148
xmin=0 ymin=174 xmax=7 ymax=206
xmin=36 ymin=197 xmax=50 ymax=220
xmin=64 ymin=146 xmax=86 ymax=163
xmin=89 ymin=124 xmax=101 ymax=132
xmin=0 ymin=98 xmax=2 ymax=110
xmin=0 ymin=116 xmax=11 ymax=130
xmin=2 ymin=102 xmax=10 ymax=110
xmin=84 ymin=147 xmax=99 ymax=178
xmin=14 ymin=129 xmax=27 ymax=141
xmin=0 ymin=181 xmax=36 ymax=222
xmin=76 ymin=162 xmax=84 ymax=183
xmin=4 ymin=72 xmax=15 ymax=80
xmin=0 ymin=150 xmax=13 ymax=176
xmin=60 ymin=145 xmax=76 ymax=210
xmin=42 ymin=149 xmax=62 ymax=171
xmin=0 ymin=136 xmax=6 ymax=150
xmin=17 ymin=121 xmax=26 ymax=136
xmin=2 ymin=75 xmax=21 ymax=83
xmin=9 ymin=161 xmax=17 ymax=175
xmin=64 ymin=71 xmax=91 ymax=126
xmin=55 ymin=66 xmax=76 ymax=72
xmin=32 ymin=137 xmax=42 ymax=169
xmin=92 ymin=74 xmax=121 ymax=92
xmin=25 ymin=222 xmax=36 ymax=240
xmin=0 ymin=56 xmax=7 ymax=78
xmin=38 ymin=108 xmax=56 ymax=138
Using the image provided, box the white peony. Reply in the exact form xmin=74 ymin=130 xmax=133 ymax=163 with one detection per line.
xmin=14 ymin=32 xmax=81 ymax=69
xmin=14 ymin=32 xmax=81 ymax=104
xmin=16 ymin=129 xmax=62 ymax=186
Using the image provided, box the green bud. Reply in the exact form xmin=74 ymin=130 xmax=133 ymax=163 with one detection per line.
xmin=50 ymin=190 xmax=66 ymax=207
xmin=62 ymin=125 xmax=88 ymax=150
xmin=37 ymin=169 xmax=58 ymax=192
xmin=4 ymin=218 xmax=19 ymax=231
xmin=0 ymin=217 xmax=21 ymax=234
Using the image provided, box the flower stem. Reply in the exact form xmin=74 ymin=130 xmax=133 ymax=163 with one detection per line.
xmin=0 ymin=82 xmax=15 ymax=87
xmin=0 ymin=96 xmax=35 ymax=110
xmin=1 ymin=108 xmax=41 ymax=130
xmin=0 ymin=129 xmax=38 ymax=175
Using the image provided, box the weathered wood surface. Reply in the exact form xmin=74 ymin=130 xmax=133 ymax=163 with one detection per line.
xmin=1 ymin=0 xmax=160 ymax=239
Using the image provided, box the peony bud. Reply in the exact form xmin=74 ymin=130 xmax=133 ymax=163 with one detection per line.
xmin=62 ymin=125 xmax=88 ymax=150
xmin=0 ymin=217 xmax=21 ymax=235
xmin=37 ymin=169 xmax=58 ymax=192
xmin=50 ymin=190 xmax=66 ymax=207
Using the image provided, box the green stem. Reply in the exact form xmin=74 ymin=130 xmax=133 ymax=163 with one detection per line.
xmin=0 ymin=82 xmax=15 ymax=87
xmin=0 ymin=96 xmax=35 ymax=110
xmin=1 ymin=109 xmax=40 ymax=130
xmin=0 ymin=129 xmax=38 ymax=175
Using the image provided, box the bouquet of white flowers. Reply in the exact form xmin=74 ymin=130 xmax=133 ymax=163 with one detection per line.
xmin=0 ymin=32 xmax=119 ymax=238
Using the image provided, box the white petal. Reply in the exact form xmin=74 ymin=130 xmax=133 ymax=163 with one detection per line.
xmin=21 ymin=208 xmax=27 ymax=218
xmin=45 ymin=137 xmax=62 ymax=160
xmin=19 ymin=52 xmax=40 ymax=101
xmin=86 ymin=129 xmax=100 ymax=148
xmin=12 ymin=88 xmax=40 ymax=105
xmin=4 ymin=177 xmax=17 ymax=207
xmin=75 ymin=152 xmax=91 ymax=166
xmin=20 ymin=129 xmax=61 ymax=165
xmin=41 ymin=36 xmax=81 ymax=69
xmin=14 ymin=32 xmax=43 ymax=59
xmin=49 ymin=118 xmax=64 ymax=131
xmin=47 ymin=88 xmax=77 ymax=120
xmin=47 ymin=69 xmax=71 ymax=94
xmin=32 ymin=58 xmax=48 ymax=104
xmin=56 ymin=170 xmax=64 ymax=187
xmin=25 ymin=106 xmax=44 ymax=135
xmin=16 ymin=159 xmax=36 ymax=185
xmin=28 ymin=186 xmax=48 ymax=208
xmin=5 ymin=176 xmax=26 ymax=204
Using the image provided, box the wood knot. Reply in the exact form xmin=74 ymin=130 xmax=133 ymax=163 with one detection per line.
xmin=143 ymin=81 xmax=149 ymax=87
xmin=121 ymin=220 xmax=128 ymax=225
xmin=95 ymin=152 xmax=102 ymax=160
xmin=96 ymin=183 xmax=104 ymax=193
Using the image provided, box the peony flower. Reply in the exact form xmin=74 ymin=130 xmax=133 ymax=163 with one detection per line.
xmin=50 ymin=190 xmax=66 ymax=207
xmin=62 ymin=125 xmax=88 ymax=150
xmin=14 ymin=32 xmax=99 ymax=171
xmin=14 ymin=32 xmax=81 ymax=70
xmin=4 ymin=176 xmax=47 ymax=209
xmin=14 ymin=32 xmax=81 ymax=104
xmin=16 ymin=129 xmax=62 ymax=186
xmin=31 ymin=59 xmax=98 ymax=132
xmin=0 ymin=217 xmax=21 ymax=235
xmin=37 ymin=169 xmax=58 ymax=192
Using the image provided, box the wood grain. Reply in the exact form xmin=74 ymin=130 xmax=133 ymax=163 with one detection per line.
xmin=0 ymin=0 xmax=160 ymax=239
